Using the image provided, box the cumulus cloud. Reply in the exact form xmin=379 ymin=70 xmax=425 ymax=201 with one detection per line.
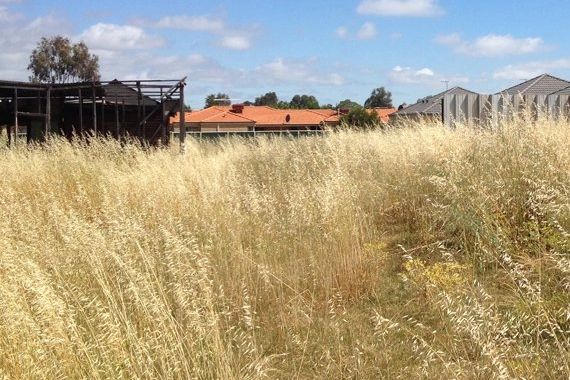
xmin=77 ymin=23 xmax=165 ymax=51
xmin=493 ymin=59 xmax=570 ymax=80
xmin=357 ymin=22 xmax=377 ymax=40
xmin=389 ymin=65 xmax=468 ymax=86
xmin=152 ymin=13 xmax=257 ymax=50
xmin=435 ymin=33 xmax=545 ymax=57
xmin=219 ymin=35 xmax=251 ymax=50
xmin=255 ymin=58 xmax=345 ymax=86
xmin=155 ymin=15 xmax=224 ymax=32
xmin=357 ymin=0 xmax=443 ymax=17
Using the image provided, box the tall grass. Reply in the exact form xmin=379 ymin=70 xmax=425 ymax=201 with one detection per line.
xmin=0 ymin=119 xmax=569 ymax=379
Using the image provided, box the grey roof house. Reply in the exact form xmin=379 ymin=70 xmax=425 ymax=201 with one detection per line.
xmin=497 ymin=74 xmax=570 ymax=96
xmin=391 ymin=86 xmax=479 ymax=122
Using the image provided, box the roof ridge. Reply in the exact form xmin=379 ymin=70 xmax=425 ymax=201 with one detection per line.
xmin=202 ymin=110 xmax=256 ymax=123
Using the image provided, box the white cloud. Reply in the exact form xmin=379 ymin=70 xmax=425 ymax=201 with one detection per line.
xmin=435 ymin=33 xmax=545 ymax=57
xmin=78 ymin=23 xmax=164 ymax=51
xmin=357 ymin=22 xmax=377 ymax=40
xmin=357 ymin=0 xmax=443 ymax=17
xmin=336 ymin=26 xmax=348 ymax=39
xmin=155 ymin=15 xmax=224 ymax=32
xmin=255 ymin=58 xmax=345 ymax=86
xmin=389 ymin=65 xmax=468 ymax=86
xmin=493 ymin=59 xmax=570 ymax=80
xmin=152 ymin=13 xmax=257 ymax=51
xmin=219 ymin=35 xmax=251 ymax=50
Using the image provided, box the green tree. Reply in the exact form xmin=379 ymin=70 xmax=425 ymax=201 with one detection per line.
xmin=289 ymin=94 xmax=319 ymax=109
xmin=341 ymin=108 xmax=380 ymax=128
xmin=336 ymin=99 xmax=361 ymax=110
xmin=205 ymin=93 xmax=231 ymax=108
xmin=28 ymin=36 xmax=100 ymax=83
xmin=254 ymin=92 xmax=278 ymax=107
xmin=364 ymin=87 xmax=393 ymax=108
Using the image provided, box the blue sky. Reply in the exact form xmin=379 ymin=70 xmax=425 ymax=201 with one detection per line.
xmin=1 ymin=0 xmax=570 ymax=108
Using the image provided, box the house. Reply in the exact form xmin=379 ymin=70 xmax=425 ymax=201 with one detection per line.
xmin=171 ymin=105 xmax=342 ymax=132
xmin=1 ymin=78 xmax=185 ymax=146
xmin=390 ymin=87 xmax=478 ymax=123
xmin=497 ymin=73 xmax=570 ymax=97
xmin=370 ymin=107 xmax=397 ymax=123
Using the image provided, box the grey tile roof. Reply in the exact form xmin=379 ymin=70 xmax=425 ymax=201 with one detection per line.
xmin=497 ymin=74 xmax=570 ymax=96
xmin=395 ymin=87 xmax=478 ymax=115
xmin=549 ymin=85 xmax=570 ymax=95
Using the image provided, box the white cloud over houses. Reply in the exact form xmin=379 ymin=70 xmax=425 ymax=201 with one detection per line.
xmin=153 ymin=13 xmax=257 ymax=51
xmin=357 ymin=0 xmax=443 ymax=17
xmin=493 ymin=59 xmax=570 ymax=80
xmin=357 ymin=22 xmax=377 ymax=40
xmin=435 ymin=33 xmax=545 ymax=57
xmin=389 ymin=65 xmax=469 ymax=86
xmin=77 ymin=23 xmax=165 ymax=51
xmin=255 ymin=58 xmax=345 ymax=86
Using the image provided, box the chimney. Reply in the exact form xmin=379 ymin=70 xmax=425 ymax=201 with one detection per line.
xmin=231 ymin=104 xmax=244 ymax=113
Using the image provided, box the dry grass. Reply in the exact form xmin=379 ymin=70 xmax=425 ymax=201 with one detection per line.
xmin=0 ymin=118 xmax=569 ymax=379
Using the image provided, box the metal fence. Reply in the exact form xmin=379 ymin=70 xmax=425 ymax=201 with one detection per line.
xmin=171 ymin=130 xmax=327 ymax=140
xmin=443 ymin=93 xmax=570 ymax=126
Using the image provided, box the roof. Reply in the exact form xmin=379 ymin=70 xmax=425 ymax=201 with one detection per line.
xmin=548 ymin=85 xmax=570 ymax=95
xmin=103 ymin=80 xmax=158 ymax=106
xmin=497 ymin=74 xmax=570 ymax=96
xmin=170 ymin=105 xmax=341 ymax=126
xmin=370 ymin=107 xmax=397 ymax=123
xmin=394 ymin=87 xmax=478 ymax=116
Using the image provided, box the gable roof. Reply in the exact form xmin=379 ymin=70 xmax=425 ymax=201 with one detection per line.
xmin=103 ymin=80 xmax=158 ymax=106
xmin=169 ymin=105 xmax=341 ymax=126
xmin=395 ymin=87 xmax=478 ymax=116
xmin=497 ymin=74 xmax=570 ymax=96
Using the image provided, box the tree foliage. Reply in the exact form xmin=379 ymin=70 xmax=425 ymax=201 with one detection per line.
xmin=336 ymin=99 xmax=361 ymax=110
xmin=341 ymin=108 xmax=379 ymax=128
xmin=254 ymin=92 xmax=278 ymax=107
xmin=364 ymin=87 xmax=393 ymax=108
xmin=28 ymin=36 xmax=100 ymax=84
xmin=205 ymin=93 xmax=231 ymax=108
xmin=289 ymin=94 xmax=319 ymax=109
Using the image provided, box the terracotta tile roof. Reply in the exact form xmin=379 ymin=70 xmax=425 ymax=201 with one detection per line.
xmin=171 ymin=106 xmax=341 ymax=127
xmin=370 ymin=107 xmax=397 ymax=123
xmin=202 ymin=111 xmax=256 ymax=123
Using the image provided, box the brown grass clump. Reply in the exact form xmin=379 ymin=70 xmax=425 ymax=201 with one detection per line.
xmin=0 ymin=118 xmax=569 ymax=379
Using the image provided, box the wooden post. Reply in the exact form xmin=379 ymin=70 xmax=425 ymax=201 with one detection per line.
xmin=121 ymin=100 xmax=125 ymax=140
xmin=115 ymin=95 xmax=119 ymax=139
xmin=160 ymin=88 xmax=167 ymax=146
xmin=78 ymin=89 xmax=83 ymax=135
xmin=45 ymin=87 xmax=51 ymax=140
xmin=179 ymin=82 xmax=186 ymax=154
xmin=101 ymin=96 xmax=105 ymax=135
xmin=136 ymin=81 xmax=142 ymax=140
xmin=13 ymin=88 xmax=18 ymax=146
xmin=92 ymin=84 xmax=97 ymax=136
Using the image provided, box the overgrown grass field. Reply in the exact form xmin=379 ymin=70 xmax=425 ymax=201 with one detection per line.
xmin=0 ymin=119 xmax=569 ymax=379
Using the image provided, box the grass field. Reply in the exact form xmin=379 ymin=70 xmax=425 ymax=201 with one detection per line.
xmin=0 ymin=119 xmax=569 ymax=379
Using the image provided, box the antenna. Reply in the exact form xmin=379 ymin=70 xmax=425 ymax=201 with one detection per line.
xmin=441 ymin=80 xmax=450 ymax=90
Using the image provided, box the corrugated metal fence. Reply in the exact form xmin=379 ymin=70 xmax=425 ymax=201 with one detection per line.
xmin=443 ymin=93 xmax=570 ymax=126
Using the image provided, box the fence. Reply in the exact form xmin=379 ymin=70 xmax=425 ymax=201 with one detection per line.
xmin=442 ymin=93 xmax=570 ymax=126
xmin=171 ymin=130 xmax=327 ymax=140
